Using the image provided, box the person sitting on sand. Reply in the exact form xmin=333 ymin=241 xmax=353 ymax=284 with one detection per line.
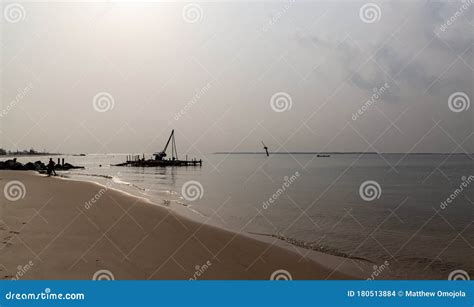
xmin=47 ymin=158 xmax=57 ymax=176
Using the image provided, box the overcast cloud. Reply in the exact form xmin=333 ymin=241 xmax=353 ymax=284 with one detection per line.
xmin=1 ymin=0 xmax=472 ymax=154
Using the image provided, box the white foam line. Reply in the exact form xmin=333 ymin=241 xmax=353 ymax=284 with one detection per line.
xmin=54 ymin=175 xmax=155 ymax=206
xmin=54 ymin=174 xmax=206 ymax=220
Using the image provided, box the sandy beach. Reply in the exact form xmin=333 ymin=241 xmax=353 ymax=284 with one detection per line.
xmin=0 ymin=170 xmax=364 ymax=280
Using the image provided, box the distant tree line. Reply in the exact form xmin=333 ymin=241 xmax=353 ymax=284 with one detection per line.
xmin=0 ymin=148 xmax=55 ymax=156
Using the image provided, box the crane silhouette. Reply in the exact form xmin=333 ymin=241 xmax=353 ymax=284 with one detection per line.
xmin=261 ymin=141 xmax=269 ymax=157
xmin=154 ymin=129 xmax=178 ymax=161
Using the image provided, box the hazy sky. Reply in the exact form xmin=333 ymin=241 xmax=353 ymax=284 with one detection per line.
xmin=1 ymin=0 xmax=472 ymax=155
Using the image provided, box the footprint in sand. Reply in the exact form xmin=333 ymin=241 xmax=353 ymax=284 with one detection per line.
xmin=0 ymin=221 xmax=8 ymax=231
xmin=2 ymin=235 xmax=13 ymax=247
xmin=9 ymin=231 xmax=19 ymax=234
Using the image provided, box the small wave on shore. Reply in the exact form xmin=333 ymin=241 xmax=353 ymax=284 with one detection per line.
xmin=248 ymin=232 xmax=375 ymax=264
xmin=69 ymin=172 xmax=147 ymax=191
xmin=67 ymin=171 xmax=208 ymax=219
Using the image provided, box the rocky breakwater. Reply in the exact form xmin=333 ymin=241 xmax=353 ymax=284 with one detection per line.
xmin=0 ymin=158 xmax=84 ymax=172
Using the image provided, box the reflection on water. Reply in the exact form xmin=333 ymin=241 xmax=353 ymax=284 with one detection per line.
xmin=12 ymin=153 xmax=474 ymax=279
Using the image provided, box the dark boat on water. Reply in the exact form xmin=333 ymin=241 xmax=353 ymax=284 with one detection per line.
xmin=114 ymin=130 xmax=202 ymax=167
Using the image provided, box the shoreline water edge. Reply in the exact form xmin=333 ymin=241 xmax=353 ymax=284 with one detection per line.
xmin=0 ymin=170 xmax=366 ymax=280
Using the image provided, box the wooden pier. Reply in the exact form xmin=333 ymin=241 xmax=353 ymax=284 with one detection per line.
xmin=114 ymin=155 xmax=202 ymax=167
xmin=114 ymin=130 xmax=202 ymax=168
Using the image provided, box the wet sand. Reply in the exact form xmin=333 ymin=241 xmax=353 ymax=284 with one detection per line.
xmin=0 ymin=171 xmax=362 ymax=280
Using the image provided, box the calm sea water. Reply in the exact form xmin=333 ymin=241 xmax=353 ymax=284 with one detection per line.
xmin=13 ymin=153 xmax=474 ymax=279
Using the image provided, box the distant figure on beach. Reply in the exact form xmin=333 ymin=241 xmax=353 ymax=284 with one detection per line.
xmin=47 ymin=158 xmax=57 ymax=176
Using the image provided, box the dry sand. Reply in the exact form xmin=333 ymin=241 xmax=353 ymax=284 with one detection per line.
xmin=0 ymin=171 xmax=363 ymax=280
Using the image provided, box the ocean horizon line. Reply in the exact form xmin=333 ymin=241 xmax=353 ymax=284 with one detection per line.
xmin=213 ymin=152 xmax=473 ymax=155
xmin=3 ymin=152 xmax=472 ymax=157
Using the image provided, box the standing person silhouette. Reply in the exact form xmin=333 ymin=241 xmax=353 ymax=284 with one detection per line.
xmin=47 ymin=158 xmax=57 ymax=176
